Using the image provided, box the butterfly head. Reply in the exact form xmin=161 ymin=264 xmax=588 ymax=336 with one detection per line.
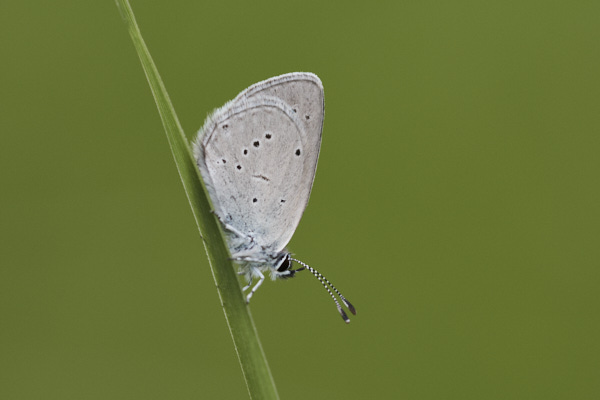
xmin=273 ymin=253 xmax=303 ymax=279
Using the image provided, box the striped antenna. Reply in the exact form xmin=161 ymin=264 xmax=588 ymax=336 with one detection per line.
xmin=290 ymin=258 xmax=356 ymax=323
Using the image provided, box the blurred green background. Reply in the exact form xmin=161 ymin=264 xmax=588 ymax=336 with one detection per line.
xmin=1 ymin=1 xmax=599 ymax=398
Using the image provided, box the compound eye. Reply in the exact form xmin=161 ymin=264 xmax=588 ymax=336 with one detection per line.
xmin=276 ymin=255 xmax=291 ymax=272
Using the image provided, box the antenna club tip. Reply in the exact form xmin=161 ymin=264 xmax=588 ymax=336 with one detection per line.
xmin=339 ymin=308 xmax=350 ymax=323
xmin=347 ymin=303 xmax=356 ymax=315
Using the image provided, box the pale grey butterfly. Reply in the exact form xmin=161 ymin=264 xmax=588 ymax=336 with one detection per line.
xmin=193 ymin=72 xmax=356 ymax=323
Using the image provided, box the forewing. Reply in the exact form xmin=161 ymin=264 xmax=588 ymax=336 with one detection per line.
xmin=234 ymin=72 xmax=324 ymax=205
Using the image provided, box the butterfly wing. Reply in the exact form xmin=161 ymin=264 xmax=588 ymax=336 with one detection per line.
xmin=195 ymin=73 xmax=324 ymax=254
xmin=195 ymin=93 xmax=320 ymax=254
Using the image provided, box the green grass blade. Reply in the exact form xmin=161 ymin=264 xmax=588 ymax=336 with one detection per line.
xmin=115 ymin=1 xmax=279 ymax=398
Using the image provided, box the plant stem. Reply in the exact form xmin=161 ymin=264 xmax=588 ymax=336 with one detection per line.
xmin=115 ymin=1 xmax=279 ymax=398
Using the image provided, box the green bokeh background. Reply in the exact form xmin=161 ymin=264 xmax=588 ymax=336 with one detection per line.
xmin=2 ymin=1 xmax=599 ymax=399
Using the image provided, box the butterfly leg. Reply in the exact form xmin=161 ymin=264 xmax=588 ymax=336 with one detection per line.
xmin=212 ymin=211 xmax=251 ymax=241
xmin=232 ymin=256 xmax=269 ymax=263
xmin=230 ymin=248 xmax=268 ymax=263
xmin=245 ymin=268 xmax=264 ymax=303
